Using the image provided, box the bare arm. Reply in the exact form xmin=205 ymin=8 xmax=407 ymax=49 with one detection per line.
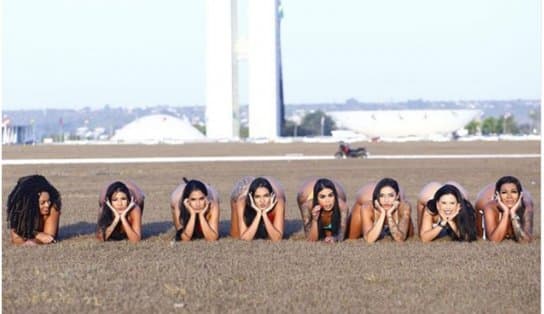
xmin=197 ymin=199 xmax=219 ymax=241
xmin=419 ymin=211 xmax=444 ymax=242
xmin=484 ymin=203 xmax=510 ymax=242
xmin=261 ymin=197 xmax=285 ymax=242
xmin=387 ymin=202 xmax=410 ymax=242
xmin=119 ymin=206 xmax=142 ymax=243
xmin=362 ymin=204 xmax=385 ymax=243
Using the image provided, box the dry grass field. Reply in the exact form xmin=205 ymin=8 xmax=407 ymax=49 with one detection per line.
xmin=2 ymin=141 xmax=540 ymax=313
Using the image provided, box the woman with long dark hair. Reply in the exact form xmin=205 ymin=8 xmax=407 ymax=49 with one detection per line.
xmin=474 ymin=176 xmax=533 ymax=243
xmin=348 ymin=178 xmax=414 ymax=243
xmin=297 ymin=178 xmax=348 ymax=243
xmin=420 ymin=184 xmax=477 ymax=242
xmin=230 ymin=176 xmax=285 ymax=241
xmin=416 ymin=181 xmax=470 ymax=235
xmin=96 ymin=180 xmax=144 ymax=243
xmin=7 ymin=174 xmax=61 ymax=245
xmin=170 ymin=178 xmax=219 ymax=241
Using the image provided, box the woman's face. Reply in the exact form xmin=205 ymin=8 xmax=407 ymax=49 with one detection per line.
xmin=253 ymin=187 xmax=272 ymax=210
xmin=498 ymin=183 xmax=520 ymax=209
xmin=38 ymin=191 xmax=51 ymax=215
xmin=378 ymin=186 xmax=397 ymax=209
xmin=187 ymin=190 xmax=207 ymax=211
xmin=111 ymin=191 xmax=129 ymax=212
xmin=317 ymin=188 xmax=335 ymax=211
xmin=436 ymin=193 xmax=460 ymax=218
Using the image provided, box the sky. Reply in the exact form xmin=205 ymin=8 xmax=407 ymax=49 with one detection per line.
xmin=2 ymin=0 xmax=541 ymax=110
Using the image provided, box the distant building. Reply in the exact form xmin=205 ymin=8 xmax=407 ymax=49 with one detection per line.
xmin=110 ymin=114 xmax=205 ymax=143
xmin=329 ymin=109 xmax=481 ymax=139
xmin=2 ymin=123 xmax=33 ymax=144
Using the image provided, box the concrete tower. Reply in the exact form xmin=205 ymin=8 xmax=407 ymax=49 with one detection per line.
xmin=205 ymin=0 xmax=238 ymax=139
xmin=205 ymin=0 xmax=282 ymax=139
xmin=248 ymin=0 xmax=282 ymax=138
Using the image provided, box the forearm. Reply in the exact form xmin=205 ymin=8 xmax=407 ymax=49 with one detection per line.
xmin=103 ymin=217 xmax=121 ymax=241
xmin=120 ymin=218 xmax=141 ymax=243
xmin=364 ymin=215 xmax=385 ymax=243
xmin=262 ymin=215 xmax=282 ymax=241
xmin=420 ymin=225 xmax=443 ymax=242
xmin=511 ymin=217 xmax=531 ymax=243
xmin=386 ymin=215 xmax=406 ymax=242
xmin=197 ymin=214 xmax=218 ymax=241
xmin=487 ymin=215 xmax=510 ymax=242
xmin=180 ymin=214 xmax=197 ymax=241
xmin=308 ymin=220 xmax=319 ymax=241
xmin=240 ymin=214 xmax=261 ymax=241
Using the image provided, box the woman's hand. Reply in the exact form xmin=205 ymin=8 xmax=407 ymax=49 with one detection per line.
xmin=106 ymin=200 xmax=121 ymax=220
xmin=324 ymin=236 xmax=336 ymax=243
xmin=183 ymin=198 xmax=197 ymax=215
xmin=120 ymin=198 xmax=136 ymax=220
xmin=248 ymin=193 xmax=261 ymax=213
xmin=35 ymin=232 xmax=56 ymax=244
xmin=495 ymin=192 xmax=510 ymax=214
xmin=509 ymin=192 xmax=523 ymax=217
xmin=198 ymin=199 xmax=210 ymax=216
xmin=386 ymin=200 xmax=400 ymax=216
xmin=374 ymin=200 xmax=386 ymax=215
xmin=263 ymin=193 xmax=277 ymax=213
xmin=311 ymin=205 xmax=321 ymax=220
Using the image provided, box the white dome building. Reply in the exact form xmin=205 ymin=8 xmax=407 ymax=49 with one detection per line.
xmin=110 ymin=114 xmax=205 ymax=143
xmin=329 ymin=109 xmax=481 ymax=139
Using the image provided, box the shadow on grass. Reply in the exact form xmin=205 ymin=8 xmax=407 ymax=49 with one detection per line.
xmin=284 ymin=219 xmax=303 ymax=238
xmin=58 ymin=221 xmax=96 ymax=240
xmin=142 ymin=221 xmax=173 ymax=239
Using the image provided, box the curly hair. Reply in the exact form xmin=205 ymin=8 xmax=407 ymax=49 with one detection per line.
xmin=7 ymin=175 xmax=61 ymax=239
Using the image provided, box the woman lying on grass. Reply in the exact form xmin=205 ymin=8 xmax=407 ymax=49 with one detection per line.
xmin=475 ymin=176 xmax=533 ymax=243
xmin=170 ymin=178 xmax=219 ymax=241
xmin=297 ymin=178 xmax=348 ymax=243
xmin=7 ymin=174 xmax=61 ymax=245
xmin=416 ymin=181 xmax=469 ymax=235
xmin=230 ymin=176 xmax=285 ymax=241
xmin=96 ymin=181 xmax=144 ymax=243
xmin=348 ymin=178 xmax=414 ymax=243
xmin=420 ymin=184 xmax=477 ymax=242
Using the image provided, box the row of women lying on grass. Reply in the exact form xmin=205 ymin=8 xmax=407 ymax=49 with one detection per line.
xmin=7 ymin=174 xmax=534 ymax=245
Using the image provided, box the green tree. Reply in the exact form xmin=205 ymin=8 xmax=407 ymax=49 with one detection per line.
xmin=497 ymin=114 xmax=519 ymax=134
xmin=465 ymin=120 xmax=480 ymax=135
xmin=480 ymin=117 xmax=497 ymax=135
xmin=298 ymin=111 xmax=336 ymax=136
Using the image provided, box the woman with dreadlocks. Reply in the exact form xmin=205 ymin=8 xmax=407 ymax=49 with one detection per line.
xmin=96 ymin=180 xmax=144 ymax=243
xmin=230 ymin=176 xmax=285 ymax=241
xmin=296 ymin=178 xmax=349 ymax=243
xmin=6 ymin=174 xmax=61 ymax=245
xmin=170 ymin=178 xmax=219 ymax=241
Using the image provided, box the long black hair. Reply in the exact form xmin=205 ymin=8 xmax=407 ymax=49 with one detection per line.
xmin=495 ymin=175 xmax=525 ymax=226
xmin=7 ymin=175 xmax=61 ymax=239
xmin=372 ymin=178 xmax=400 ymax=207
xmin=426 ymin=184 xmax=476 ymax=242
xmin=175 ymin=178 xmax=208 ymax=241
xmin=244 ymin=177 xmax=274 ymax=239
xmin=312 ymin=178 xmax=341 ymax=239
xmin=97 ymin=181 xmax=131 ymax=239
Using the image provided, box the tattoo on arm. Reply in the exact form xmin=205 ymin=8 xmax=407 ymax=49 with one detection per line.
xmin=302 ymin=204 xmax=312 ymax=236
xmin=337 ymin=207 xmax=348 ymax=241
xmin=511 ymin=218 xmax=529 ymax=242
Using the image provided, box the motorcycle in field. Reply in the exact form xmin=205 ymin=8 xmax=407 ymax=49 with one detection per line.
xmin=334 ymin=143 xmax=368 ymax=159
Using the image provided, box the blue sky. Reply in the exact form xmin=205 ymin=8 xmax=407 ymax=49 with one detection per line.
xmin=2 ymin=0 xmax=541 ymax=110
